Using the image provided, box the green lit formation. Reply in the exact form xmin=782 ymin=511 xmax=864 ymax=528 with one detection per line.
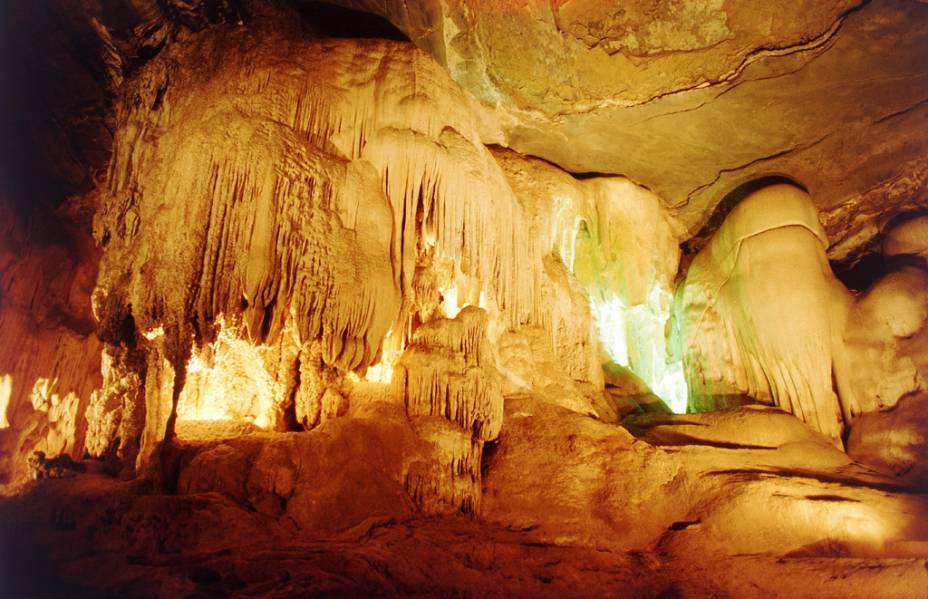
xmin=558 ymin=200 xmax=689 ymax=414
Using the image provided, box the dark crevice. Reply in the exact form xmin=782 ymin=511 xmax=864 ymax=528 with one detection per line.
xmin=706 ymin=467 xmax=917 ymax=494
xmin=282 ymin=355 xmax=303 ymax=432
xmin=290 ymin=1 xmax=409 ymax=41
xmin=480 ymin=438 xmax=500 ymax=479
xmin=831 ymin=208 xmax=928 ymax=291
xmin=640 ymin=433 xmax=778 ymax=451
xmin=683 ymin=176 xmax=810 ymax=256
xmin=118 ymin=305 xmax=138 ymax=348
xmin=803 ymin=494 xmax=860 ymax=503
xmin=668 ymin=520 xmax=701 ymax=531
xmin=832 ymin=251 xmax=888 ymax=293
xmin=873 ymin=95 xmax=928 ymax=125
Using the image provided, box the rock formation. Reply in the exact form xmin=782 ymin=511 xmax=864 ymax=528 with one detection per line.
xmin=324 ymin=0 xmax=928 ymax=257
xmin=675 ymin=183 xmax=852 ymax=441
xmin=676 ymin=185 xmax=928 ymax=446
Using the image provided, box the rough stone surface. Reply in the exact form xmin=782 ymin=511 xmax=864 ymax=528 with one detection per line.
xmin=6 ymin=402 xmax=928 ymax=597
xmin=0 ymin=200 xmax=102 ymax=485
xmin=848 ymin=391 xmax=928 ymax=488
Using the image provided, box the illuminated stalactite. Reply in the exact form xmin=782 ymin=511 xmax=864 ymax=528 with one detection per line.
xmin=589 ymin=294 xmax=630 ymax=366
xmin=588 ymin=286 xmax=689 ymax=413
xmin=363 ymin=329 xmax=402 ymax=383
xmin=0 ymin=375 xmax=11 ymax=429
xmin=498 ymin=152 xmax=688 ymax=411
xmin=92 ymin=31 xmax=655 ymax=471
xmin=175 ymin=318 xmax=277 ymax=430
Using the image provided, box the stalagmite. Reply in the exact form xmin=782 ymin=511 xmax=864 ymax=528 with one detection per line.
xmin=84 ymin=347 xmax=145 ymax=474
xmin=394 ymin=306 xmax=502 ymax=513
xmin=675 ymin=184 xmax=852 ymax=442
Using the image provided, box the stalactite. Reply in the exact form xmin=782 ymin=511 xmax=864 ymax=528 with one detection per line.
xmin=91 ymin=26 xmax=690 ymax=484
xmin=493 ymin=149 xmax=686 ymax=411
xmin=93 ymin=27 xmax=615 ymax=468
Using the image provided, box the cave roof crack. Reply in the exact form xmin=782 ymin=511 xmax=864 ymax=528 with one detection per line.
xmin=545 ymin=0 xmax=870 ymax=119
xmin=677 ymin=132 xmax=833 ymax=211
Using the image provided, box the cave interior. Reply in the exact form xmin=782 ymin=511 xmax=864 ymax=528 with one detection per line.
xmin=1 ymin=0 xmax=928 ymax=597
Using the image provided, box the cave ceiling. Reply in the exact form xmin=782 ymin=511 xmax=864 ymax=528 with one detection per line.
xmin=327 ymin=0 xmax=928 ymax=260
xmin=3 ymin=0 xmax=927 ymax=261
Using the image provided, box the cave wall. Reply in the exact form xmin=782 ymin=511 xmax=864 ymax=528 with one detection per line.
xmin=0 ymin=200 xmax=103 ymax=485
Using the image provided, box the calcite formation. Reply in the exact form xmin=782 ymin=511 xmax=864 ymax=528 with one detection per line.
xmin=884 ymin=215 xmax=928 ymax=261
xmin=677 ymin=184 xmax=928 ymax=445
xmin=326 ymin=0 xmax=928 ymax=252
xmin=395 ymin=306 xmax=502 ymax=513
xmin=75 ymin=16 xmax=694 ymax=485
xmin=675 ymin=184 xmax=852 ymax=441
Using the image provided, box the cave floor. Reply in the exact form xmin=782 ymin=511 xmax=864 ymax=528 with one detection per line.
xmin=3 ymin=403 xmax=928 ymax=599
xmin=1 ymin=475 xmax=925 ymax=599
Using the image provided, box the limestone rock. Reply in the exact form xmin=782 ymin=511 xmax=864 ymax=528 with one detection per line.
xmin=88 ymin=22 xmax=657 ymax=471
xmin=884 ymin=215 xmax=928 ymax=262
xmin=328 ymin=0 xmax=928 ymax=254
xmin=483 ymin=394 xmax=928 ymax=566
xmin=497 ymin=326 xmax=610 ymax=419
xmin=1 ymin=2 xmax=927 ymax=596
xmin=176 ymin=411 xmax=422 ymax=534
xmin=625 ymin=405 xmax=844 ymax=452
xmin=675 ymin=184 xmax=851 ymax=441
xmin=847 ymin=392 xmax=928 ymax=488
xmin=482 ymin=395 xmax=689 ymax=550
xmin=0 ymin=199 xmax=102 ymax=485
xmin=84 ymin=346 xmax=146 ymax=475
xmin=494 ymin=148 xmax=687 ymax=411
xmin=843 ymin=266 xmax=928 ymax=416
xmin=395 ymin=306 xmax=502 ymax=513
